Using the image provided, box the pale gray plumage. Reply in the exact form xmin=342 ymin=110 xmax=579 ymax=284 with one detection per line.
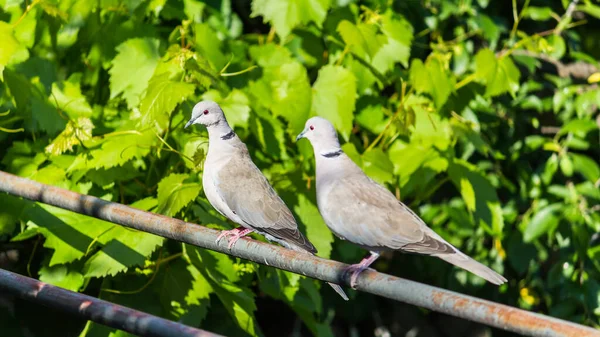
xmin=297 ymin=117 xmax=507 ymax=287
xmin=186 ymin=101 xmax=348 ymax=300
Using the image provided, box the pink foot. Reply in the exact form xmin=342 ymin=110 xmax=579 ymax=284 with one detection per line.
xmin=215 ymin=228 xmax=253 ymax=249
xmin=344 ymin=252 xmax=380 ymax=289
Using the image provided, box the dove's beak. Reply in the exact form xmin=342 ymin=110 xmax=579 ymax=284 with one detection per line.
xmin=184 ymin=119 xmax=193 ymax=129
xmin=295 ymin=130 xmax=306 ymax=141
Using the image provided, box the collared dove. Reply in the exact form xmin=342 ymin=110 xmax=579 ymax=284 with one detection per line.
xmin=296 ymin=117 xmax=507 ymax=288
xmin=185 ymin=101 xmax=348 ymax=300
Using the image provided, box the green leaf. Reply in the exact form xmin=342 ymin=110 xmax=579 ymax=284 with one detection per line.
xmin=362 ymin=148 xmax=394 ymax=184
xmin=156 ymin=173 xmax=202 ymax=216
xmin=522 ymin=6 xmax=555 ymax=21
xmin=475 ymin=49 xmax=520 ymax=97
xmin=372 ymin=13 xmax=413 ymax=72
xmin=39 ymin=262 xmax=85 ymax=292
xmin=50 ymin=73 xmax=93 ymax=119
xmin=83 ymin=226 xmax=164 ymax=278
xmin=448 ymin=159 xmax=502 ymax=235
xmin=69 ymin=126 xmax=156 ymax=170
xmin=249 ymin=43 xmax=294 ymax=68
xmin=337 ymin=20 xmax=385 ymax=59
xmin=3 ymin=69 xmax=66 ymax=135
xmin=109 ymin=38 xmax=160 ymax=108
xmin=249 ymin=48 xmax=312 ymax=135
xmin=294 ymin=194 xmax=334 ymax=258
xmin=194 ymin=23 xmax=226 ymax=71
xmin=45 ymin=117 xmax=94 ymax=156
xmin=523 ymin=203 xmax=563 ymax=242
xmin=202 ymin=89 xmax=250 ymax=130
xmin=0 ymin=21 xmax=20 ymax=78
xmin=571 ymin=153 xmax=600 ymax=182
xmin=311 ymin=65 xmax=357 ymax=140
xmin=251 ymin=0 xmax=331 ymax=39
xmin=188 ymin=245 xmax=261 ymax=336
xmin=559 ymin=119 xmax=598 ymax=137
xmin=0 ymin=193 xmax=26 ymax=236
xmin=409 ymin=57 xmax=454 ymax=108
xmin=140 ymin=74 xmax=195 ymax=126
xmin=560 ymin=154 xmax=574 ymax=177
xmin=23 ymin=204 xmax=114 ymax=266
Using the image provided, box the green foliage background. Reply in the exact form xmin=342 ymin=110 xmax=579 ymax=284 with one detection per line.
xmin=1 ymin=0 xmax=600 ymax=336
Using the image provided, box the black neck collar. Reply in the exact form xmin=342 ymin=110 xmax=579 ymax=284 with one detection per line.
xmin=220 ymin=130 xmax=235 ymax=140
xmin=321 ymin=149 xmax=342 ymax=158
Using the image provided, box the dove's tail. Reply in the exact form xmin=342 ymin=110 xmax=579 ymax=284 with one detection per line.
xmin=327 ymin=282 xmax=349 ymax=301
xmin=436 ymin=251 xmax=507 ymax=285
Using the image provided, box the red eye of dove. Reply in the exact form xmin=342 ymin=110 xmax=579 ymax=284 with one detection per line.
xmin=309 ymin=125 xmax=314 ymax=130
xmin=203 ymin=110 xmax=209 ymax=115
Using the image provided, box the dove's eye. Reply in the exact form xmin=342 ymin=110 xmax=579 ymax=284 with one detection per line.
xmin=309 ymin=125 xmax=314 ymax=130
xmin=203 ymin=110 xmax=209 ymax=115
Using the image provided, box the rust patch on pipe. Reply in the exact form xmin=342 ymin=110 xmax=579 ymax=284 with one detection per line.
xmin=431 ymin=290 xmax=599 ymax=336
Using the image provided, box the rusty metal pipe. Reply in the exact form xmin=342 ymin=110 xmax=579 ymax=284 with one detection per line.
xmin=0 ymin=171 xmax=598 ymax=337
xmin=0 ymin=268 xmax=221 ymax=337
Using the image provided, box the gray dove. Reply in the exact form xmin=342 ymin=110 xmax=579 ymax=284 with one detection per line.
xmin=185 ymin=101 xmax=348 ymax=300
xmin=296 ymin=117 xmax=507 ymax=288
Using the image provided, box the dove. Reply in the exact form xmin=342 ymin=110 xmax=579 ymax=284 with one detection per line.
xmin=296 ymin=117 xmax=507 ymax=288
xmin=185 ymin=101 xmax=348 ymax=300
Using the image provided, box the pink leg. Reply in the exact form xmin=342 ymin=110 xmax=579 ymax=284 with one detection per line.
xmin=215 ymin=228 xmax=254 ymax=249
xmin=345 ymin=252 xmax=380 ymax=289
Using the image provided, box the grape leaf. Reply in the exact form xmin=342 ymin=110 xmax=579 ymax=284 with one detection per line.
xmin=475 ymin=49 xmax=520 ymax=97
xmin=109 ymin=38 xmax=160 ymax=108
xmin=50 ymin=73 xmax=93 ymax=118
xmin=409 ymin=57 xmax=454 ymax=108
xmin=251 ymin=0 xmax=331 ymax=39
xmin=372 ymin=13 xmax=413 ymax=72
xmin=202 ymin=89 xmax=250 ymax=129
xmin=39 ymin=261 xmax=85 ymax=292
xmin=0 ymin=21 xmax=20 ymax=79
xmin=156 ymin=173 xmax=202 ymax=216
xmin=337 ymin=20 xmax=385 ymax=59
xmin=362 ymin=148 xmax=394 ymax=185
xmin=45 ymin=117 xmax=94 ymax=156
xmin=249 ymin=61 xmax=311 ymax=135
xmin=83 ymin=226 xmax=164 ymax=278
xmin=23 ymin=204 xmax=114 ymax=266
xmin=139 ymin=74 xmax=195 ymax=126
xmin=69 ymin=126 xmax=156 ymax=171
xmin=294 ymin=194 xmax=334 ymax=259
xmin=311 ymin=65 xmax=357 ymax=140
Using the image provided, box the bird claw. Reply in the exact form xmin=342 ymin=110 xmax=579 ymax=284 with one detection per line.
xmin=215 ymin=228 xmax=252 ymax=249
xmin=344 ymin=264 xmax=369 ymax=289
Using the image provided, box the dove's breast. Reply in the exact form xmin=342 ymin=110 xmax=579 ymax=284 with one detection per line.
xmin=203 ymin=147 xmax=244 ymax=224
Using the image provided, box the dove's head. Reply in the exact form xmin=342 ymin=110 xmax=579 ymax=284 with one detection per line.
xmin=296 ymin=117 xmax=341 ymax=153
xmin=185 ymin=100 xmax=227 ymax=129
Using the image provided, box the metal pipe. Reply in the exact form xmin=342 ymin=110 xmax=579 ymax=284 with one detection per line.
xmin=0 ymin=268 xmax=221 ymax=337
xmin=0 ymin=171 xmax=598 ymax=337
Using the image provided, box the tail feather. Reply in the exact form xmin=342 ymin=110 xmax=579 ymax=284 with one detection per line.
xmin=288 ymin=246 xmax=349 ymax=300
xmin=328 ymin=282 xmax=349 ymax=301
xmin=436 ymin=251 xmax=507 ymax=285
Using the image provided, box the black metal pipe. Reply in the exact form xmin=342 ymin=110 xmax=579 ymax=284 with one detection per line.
xmin=0 ymin=268 xmax=222 ymax=337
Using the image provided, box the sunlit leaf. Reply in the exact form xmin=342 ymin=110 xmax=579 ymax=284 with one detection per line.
xmin=156 ymin=173 xmax=202 ymax=216
xmin=110 ymin=38 xmax=160 ymax=108
xmin=475 ymin=49 xmax=520 ymax=97
xmin=523 ymin=203 xmax=563 ymax=242
xmin=251 ymin=0 xmax=331 ymax=39
xmin=311 ymin=65 xmax=357 ymax=140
